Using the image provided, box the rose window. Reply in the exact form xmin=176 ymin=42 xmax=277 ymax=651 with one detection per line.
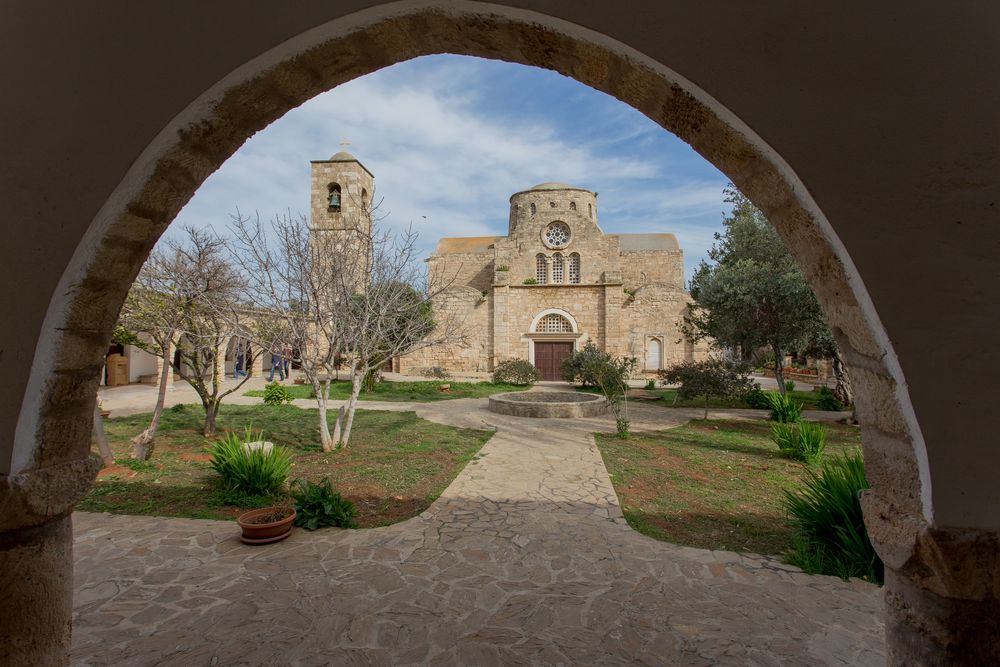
xmin=544 ymin=222 xmax=571 ymax=248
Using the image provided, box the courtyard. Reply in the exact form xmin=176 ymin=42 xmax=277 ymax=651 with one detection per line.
xmin=72 ymin=380 xmax=882 ymax=665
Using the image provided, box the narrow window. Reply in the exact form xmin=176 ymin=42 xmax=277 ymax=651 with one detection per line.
xmin=328 ymin=183 xmax=342 ymax=211
xmin=570 ymin=202 xmax=577 ymax=211
xmin=646 ymin=338 xmax=663 ymax=370
xmin=530 ymin=203 xmax=536 ymax=216
xmin=361 ymin=188 xmax=368 ymax=211
xmin=568 ymin=253 xmax=581 ymax=284
xmin=535 ymin=254 xmax=548 ymax=284
xmin=588 ymin=203 xmax=593 ymax=219
xmin=552 ymin=253 xmax=565 ymax=284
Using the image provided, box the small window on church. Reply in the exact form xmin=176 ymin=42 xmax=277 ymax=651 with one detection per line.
xmin=568 ymin=253 xmax=580 ymax=283
xmin=530 ymin=203 xmax=536 ymax=216
xmin=536 ymin=313 xmax=573 ymax=333
xmin=570 ymin=202 xmax=577 ymax=211
xmin=361 ymin=188 xmax=368 ymax=211
xmin=328 ymin=183 xmax=342 ymax=212
xmin=535 ymin=254 xmax=548 ymax=284
xmin=552 ymin=253 xmax=564 ymax=283
xmin=588 ymin=203 xmax=593 ymax=219
xmin=550 ymin=201 xmax=556 ymax=208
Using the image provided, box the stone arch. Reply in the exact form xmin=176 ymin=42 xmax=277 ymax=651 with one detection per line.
xmin=6 ymin=3 xmax=973 ymax=661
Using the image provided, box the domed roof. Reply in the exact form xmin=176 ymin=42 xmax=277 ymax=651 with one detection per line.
xmin=329 ymin=150 xmax=357 ymax=161
xmin=529 ymin=182 xmax=576 ymax=191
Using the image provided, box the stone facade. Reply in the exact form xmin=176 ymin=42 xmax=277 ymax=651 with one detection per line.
xmin=388 ymin=181 xmax=705 ymax=377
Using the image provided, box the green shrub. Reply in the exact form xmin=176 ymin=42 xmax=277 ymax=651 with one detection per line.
xmin=208 ymin=428 xmax=292 ymax=496
xmin=492 ymin=358 xmax=541 ymax=386
xmin=422 ymin=366 xmax=452 ymax=380
xmin=615 ymin=417 xmax=630 ymax=439
xmin=262 ymin=381 xmax=294 ymax=406
xmin=785 ymin=380 xmax=796 ymax=392
xmin=743 ymin=388 xmax=771 ymax=409
xmin=816 ymin=386 xmax=845 ymax=412
xmin=218 ymin=488 xmax=274 ymax=509
xmin=290 ymin=478 xmax=358 ymax=530
xmin=771 ymin=421 xmax=826 ymax=464
xmin=169 ymin=403 xmax=189 ymax=413
xmin=783 ymin=451 xmax=883 ymax=584
xmin=644 ymin=379 xmax=656 ymax=390
xmin=522 ymin=277 xmax=538 ymax=285
xmin=658 ymin=358 xmax=757 ymax=419
xmin=561 ymin=342 xmax=609 ymax=386
xmin=763 ymin=391 xmax=803 ymax=423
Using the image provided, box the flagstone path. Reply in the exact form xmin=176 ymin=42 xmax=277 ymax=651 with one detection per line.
xmin=72 ymin=393 xmax=883 ymax=666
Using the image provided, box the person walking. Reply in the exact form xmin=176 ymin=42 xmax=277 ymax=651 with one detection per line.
xmin=282 ymin=344 xmax=293 ymax=380
xmin=234 ymin=342 xmax=245 ymax=378
xmin=267 ymin=343 xmax=285 ymax=381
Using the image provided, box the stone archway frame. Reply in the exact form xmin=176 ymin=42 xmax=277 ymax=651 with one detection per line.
xmin=525 ymin=308 xmax=582 ymax=365
xmin=9 ymin=1 xmax=939 ymax=655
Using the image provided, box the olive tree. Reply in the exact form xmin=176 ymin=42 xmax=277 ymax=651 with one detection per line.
xmin=659 ymin=358 xmax=757 ymax=419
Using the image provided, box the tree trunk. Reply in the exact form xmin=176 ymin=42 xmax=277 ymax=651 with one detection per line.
xmin=341 ymin=369 xmax=365 ymax=446
xmin=831 ymin=350 xmax=854 ymax=407
xmin=92 ymin=402 xmax=114 ymax=466
xmin=704 ymin=395 xmax=709 ymax=420
xmin=314 ymin=379 xmax=334 ymax=451
xmin=203 ymin=402 xmax=218 ymax=437
xmin=332 ymin=406 xmax=345 ymax=445
xmin=131 ymin=339 xmax=173 ymax=460
xmin=773 ymin=345 xmax=787 ymax=396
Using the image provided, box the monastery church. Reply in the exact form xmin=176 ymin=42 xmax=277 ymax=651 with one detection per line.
xmin=312 ymin=150 xmax=704 ymax=380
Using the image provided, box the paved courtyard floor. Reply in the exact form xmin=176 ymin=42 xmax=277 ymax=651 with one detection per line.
xmin=73 ymin=389 xmax=883 ymax=666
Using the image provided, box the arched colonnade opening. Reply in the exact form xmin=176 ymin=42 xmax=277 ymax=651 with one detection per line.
xmin=3 ymin=4 xmax=996 ymax=665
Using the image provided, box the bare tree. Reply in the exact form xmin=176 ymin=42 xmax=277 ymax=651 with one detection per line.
xmin=121 ymin=227 xmax=259 ymax=442
xmin=230 ymin=193 xmax=463 ymax=449
xmin=116 ymin=245 xmax=189 ymax=459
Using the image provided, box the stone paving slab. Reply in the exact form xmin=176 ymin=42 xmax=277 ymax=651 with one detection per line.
xmin=74 ymin=394 xmax=883 ymax=665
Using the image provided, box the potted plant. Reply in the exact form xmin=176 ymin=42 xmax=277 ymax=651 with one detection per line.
xmin=237 ymin=500 xmax=296 ymax=545
xmin=293 ymin=376 xmax=305 ymax=385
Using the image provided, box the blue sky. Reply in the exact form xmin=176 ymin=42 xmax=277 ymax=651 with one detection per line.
xmin=171 ymin=55 xmax=732 ymax=283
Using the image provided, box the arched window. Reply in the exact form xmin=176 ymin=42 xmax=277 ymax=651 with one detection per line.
xmin=551 ymin=253 xmax=565 ymax=283
xmin=361 ymin=188 xmax=368 ymax=211
xmin=536 ymin=313 xmax=573 ymax=333
xmin=535 ymin=254 xmax=548 ymax=284
xmin=570 ymin=201 xmax=577 ymax=211
xmin=568 ymin=253 xmax=581 ymax=283
xmin=328 ymin=183 xmax=342 ymax=211
xmin=530 ymin=203 xmax=536 ymax=216
xmin=588 ymin=203 xmax=593 ymax=219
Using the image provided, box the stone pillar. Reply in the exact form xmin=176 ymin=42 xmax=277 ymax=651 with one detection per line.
xmin=0 ymin=456 xmax=102 ymax=667
xmin=492 ymin=280 xmax=510 ymax=367
xmin=875 ymin=524 xmax=1000 ymax=664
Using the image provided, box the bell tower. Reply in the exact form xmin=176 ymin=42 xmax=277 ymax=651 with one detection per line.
xmin=310 ymin=147 xmax=375 ymax=289
xmin=310 ymin=147 xmax=375 ymax=237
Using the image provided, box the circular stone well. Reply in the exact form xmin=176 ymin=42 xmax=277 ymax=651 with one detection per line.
xmin=488 ymin=391 xmax=608 ymax=418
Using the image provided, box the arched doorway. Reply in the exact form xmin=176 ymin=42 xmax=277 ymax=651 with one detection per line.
xmin=527 ymin=310 xmax=580 ymax=380
xmin=3 ymin=4 xmax=997 ymax=664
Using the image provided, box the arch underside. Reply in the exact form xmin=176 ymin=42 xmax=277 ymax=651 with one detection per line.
xmin=12 ymin=1 xmax=929 ymax=573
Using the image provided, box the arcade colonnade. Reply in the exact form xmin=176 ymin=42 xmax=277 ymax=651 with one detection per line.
xmin=1 ymin=2 xmax=997 ymax=665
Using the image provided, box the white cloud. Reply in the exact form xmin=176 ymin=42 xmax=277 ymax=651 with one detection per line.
xmin=171 ymin=56 xmax=730 ymax=281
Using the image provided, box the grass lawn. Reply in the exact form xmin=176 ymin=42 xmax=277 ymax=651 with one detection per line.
xmin=595 ymin=418 xmax=861 ymax=555
xmin=245 ymin=379 xmax=527 ymax=402
xmin=579 ymin=385 xmax=837 ymax=411
xmin=80 ymin=403 xmax=493 ymax=527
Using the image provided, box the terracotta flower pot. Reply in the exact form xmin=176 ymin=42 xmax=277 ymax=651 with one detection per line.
xmin=293 ymin=378 xmax=305 ymax=384
xmin=237 ymin=507 xmax=296 ymax=545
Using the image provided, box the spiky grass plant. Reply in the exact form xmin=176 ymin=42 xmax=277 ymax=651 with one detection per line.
xmin=783 ymin=451 xmax=883 ymax=584
xmin=771 ymin=420 xmax=826 ymax=464
xmin=208 ymin=427 xmax=292 ymax=497
xmin=763 ymin=391 xmax=803 ymax=423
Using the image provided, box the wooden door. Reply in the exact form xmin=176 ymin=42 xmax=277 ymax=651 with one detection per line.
xmin=534 ymin=342 xmax=574 ymax=381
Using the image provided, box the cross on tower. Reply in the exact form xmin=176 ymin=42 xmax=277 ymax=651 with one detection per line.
xmin=339 ymin=138 xmax=351 ymax=149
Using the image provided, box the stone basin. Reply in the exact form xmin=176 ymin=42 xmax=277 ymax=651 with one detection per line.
xmin=488 ymin=391 xmax=608 ymax=418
